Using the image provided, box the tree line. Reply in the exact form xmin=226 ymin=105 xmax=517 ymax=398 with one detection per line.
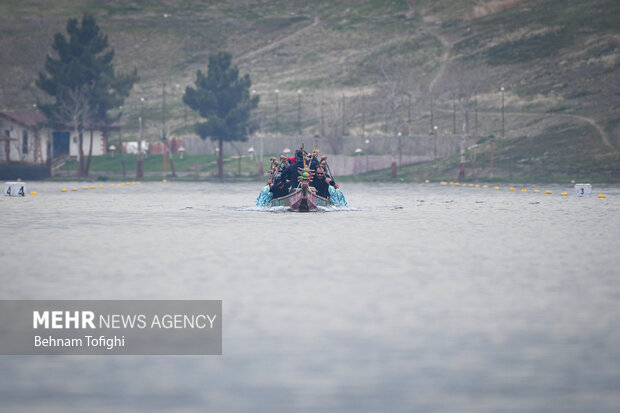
xmin=37 ymin=14 xmax=257 ymax=179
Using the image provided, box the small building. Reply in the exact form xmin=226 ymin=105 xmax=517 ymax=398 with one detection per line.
xmin=0 ymin=111 xmax=120 ymax=164
xmin=0 ymin=112 xmax=48 ymax=164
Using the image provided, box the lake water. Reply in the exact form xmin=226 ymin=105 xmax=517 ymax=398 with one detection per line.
xmin=1 ymin=181 xmax=620 ymax=412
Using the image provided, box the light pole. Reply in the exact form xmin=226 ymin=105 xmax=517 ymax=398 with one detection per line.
xmin=398 ymin=131 xmax=402 ymax=168
xmin=501 ymin=86 xmax=505 ymax=139
xmin=474 ymin=96 xmax=478 ymax=138
xmin=430 ymin=94 xmax=434 ymax=138
xmin=342 ymin=93 xmax=346 ymax=136
xmin=176 ymin=83 xmax=187 ymax=130
xmin=452 ymin=94 xmax=456 ymax=135
xmin=489 ymin=134 xmax=495 ymax=179
xmin=137 ymin=97 xmax=145 ymax=178
xmin=162 ymin=83 xmax=167 ymax=180
xmin=275 ymin=89 xmax=279 ymax=133
xmin=297 ymin=89 xmax=302 ymax=135
xmin=362 ymin=94 xmax=366 ymax=138
xmin=433 ymin=125 xmax=438 ymax=160
xmin=365 ymin=138 xmax=370 ymax=173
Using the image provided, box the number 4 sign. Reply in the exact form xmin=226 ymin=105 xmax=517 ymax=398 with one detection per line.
xmin=4 ymin=182 xmax=26 ymax=197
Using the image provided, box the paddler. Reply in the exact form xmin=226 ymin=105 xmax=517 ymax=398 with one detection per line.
xmin=280 ymin=148 xmax=305 ymax=192
xmin=268 ymin=175 xmax=288 ymax=198
xmin=309 ymin=167 xmax=335 ymax=198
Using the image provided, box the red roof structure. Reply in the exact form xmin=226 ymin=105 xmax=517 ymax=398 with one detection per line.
xmin=0 ymin=111 xmax=47 ymax=128
xmin=0 ymin=111 xmax=121 ymax=130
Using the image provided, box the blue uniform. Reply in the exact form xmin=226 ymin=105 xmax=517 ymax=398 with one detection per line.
xmin=310 ymin=175 xmax=335 ymax=198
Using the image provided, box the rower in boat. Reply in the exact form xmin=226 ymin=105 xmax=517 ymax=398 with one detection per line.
xmin=281 ymin=148 xmax=319 ymax=193
xmin=309 ymin=167 xmax=335 ymax=198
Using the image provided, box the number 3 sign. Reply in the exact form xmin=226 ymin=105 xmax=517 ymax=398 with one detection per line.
xmin=574 ymin=183 xmax=591 ymax=198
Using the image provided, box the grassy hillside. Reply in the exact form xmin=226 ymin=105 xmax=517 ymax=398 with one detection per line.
xmin=1 ymin=0 xmax=619 ymax=180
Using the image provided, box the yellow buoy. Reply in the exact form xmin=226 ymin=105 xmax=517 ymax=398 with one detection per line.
xmin=90 ymin=186 xmax=96 ymax=189
xmin=494 ymin=186 xmax=500 ymax=190
xmin=83 ymin=186 xmax=89 ymax=190
xmin=521 ymin=189 xmax=527 ymax=192
xmin=72 ymin=188 xmax=78 ymax=191
xmin=99 ymin=185 xmax=104 ymax=188
xmin=483 ymin=185 xmax=488 ymax=188
xmin=425 ymin=179 xmax=430 ymax=183
xmin=61 ymin=189 xmax=68 ymax=192
xmin=30 ymin=192 xmax=38 ymax=195
xmin=510 ymin=187 xmax=516 ymax=191
xmin=475 ymin=184 xmax=480 ymax=188
xmin=598 ymin=194 xmax=606 ymax=198
xmin=561 ymin=192 xmax=568 ymax=196
xmin=533 ymin=189 xmax=540 ymax=193
xmin=545 ymin=190 xmax=552 ymax=194
xmin=137 ymin=181 xmax=141 ymax=185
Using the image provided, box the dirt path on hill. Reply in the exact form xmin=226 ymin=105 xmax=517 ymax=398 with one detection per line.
xmin=434 ymin=105 xmax=615 ymax=150
xmin=410 ymin=0 xmax=614 ymax=151
xmin=568 ymin=114 xmax=613 ymax=149
xmin=238 ymin=16 xmax=320 ymax=62
xmin=426 ymin=28 xmax=451 ymax=94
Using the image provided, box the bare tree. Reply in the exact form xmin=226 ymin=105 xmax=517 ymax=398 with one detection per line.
xmin=379 ymin=60 xmax=411 ymax=177
xmin=450 ymin=68 xmax=485 ymax=179
xmin=50 ymin=86 xmax=93 ymax=176
xmin=315 ymin=92 xmax=345 ymax=154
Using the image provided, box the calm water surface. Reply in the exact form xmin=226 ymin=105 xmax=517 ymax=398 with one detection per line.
xmin=1 ymin=181 xmax=619 ymax=412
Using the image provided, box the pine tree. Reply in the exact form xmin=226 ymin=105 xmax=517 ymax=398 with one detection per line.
xmin=184 ymin=52 xmax=259 ymax=179
xmin=36 ymin=14 xmax=138 ymax=177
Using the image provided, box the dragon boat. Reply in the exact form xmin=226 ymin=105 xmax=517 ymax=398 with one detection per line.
xmin=255 ymin=145 xmax=347 ymax=211
xmin=271 ymin=169 xmax=330 ymax=212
